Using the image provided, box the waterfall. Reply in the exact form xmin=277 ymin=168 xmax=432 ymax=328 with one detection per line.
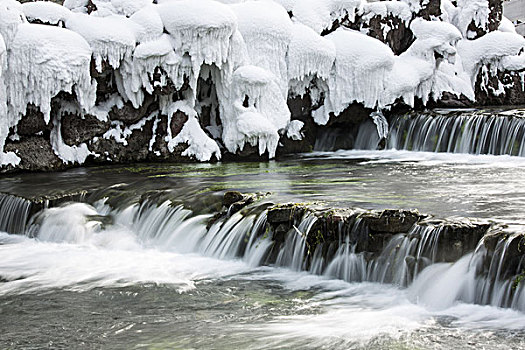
xmin=388 ymin=111 xmax=525 ymax=156
xmin=0 ymin=194 xmax=32 ymax=234
xmin=409 ymin=234 xmax=525 ymax=311
xmin=4 ymin=195 xmax=525 ymax=312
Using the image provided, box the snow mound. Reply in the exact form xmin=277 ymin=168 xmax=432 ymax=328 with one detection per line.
xmin=293 ymin=0 xmax=363 ymax=34
xmin=21 ymin=1 xmax=72 ymax=25
xmin=360 ymin=1 xmax=412 ymax=23
xmin=66 ymin=13 xmax=137 ymax=71
xmin=7 ymin=23 xmax=96 ymax=125
xmin=130 ymin=5 xmax=163 ymax=43
xmin=288 ymin=22 xmax=336 ymax=83
xmin=459 ymin=31 xmax=525 ymax=83
xmin=230 ymin=0 xmax=292 ymax=94
xmin=314 ymin=28 xmax=395 ymax=124
xmin=0 ymin=0 xmax=25 ymax=46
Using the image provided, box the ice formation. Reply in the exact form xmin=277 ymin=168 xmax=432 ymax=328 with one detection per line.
xmin=0 ymin=0 xmax=524 ymax=168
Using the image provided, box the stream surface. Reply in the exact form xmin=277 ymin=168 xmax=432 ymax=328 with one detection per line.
xmin=1 ymin=150 xmax=525 ymax=349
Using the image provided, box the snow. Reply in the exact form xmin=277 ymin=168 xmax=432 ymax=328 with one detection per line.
xmin=458 ymin=31 xmax=525 ymax=84
xmin=455 ymin=0 xmax=490 ymax=39
xmin=66 ymin=13 xmax=137 ymax=71
xmin=0 ymin=0 xmax=25 ymax=46
xmin=110 ymin=0 xmax=153 ymax=17
xmin=274 ymin=0 xmax=296 ymax=12
xmin=164 ymin=101 xmax=221 ymax=161
xmin=21 ymin=2 xmax=72 ymax=25
xmin=360 ymin=1 xmax=412 ymax=24
xmin=130 ymin=5 xmax=163 ymax=43
xmin=287 ymin=22 xmax=336 ymax=83
xmin=499 ymin=17 xmax=517 ymax=34
xmin=220 ymin=65 xmax=289 ymax=158
xmin=0 ymin=30 xmax=17 ymax=166
xmin=313 ymin=28 xmax=395 ymax=124
xmin=230 ymin=0 xmax=293 ymax=95
xmin=286 ymin=120 xmax=304 ymax=141
xmin=292 ymin=0 xmax=363 ymax=34
xmin=2 ymin=0 xmax=525 ymax=167
xmin=385 ymin=19 xmax=464 ymax=106
xmin=6 ymin=23 xmax=96 ymax=125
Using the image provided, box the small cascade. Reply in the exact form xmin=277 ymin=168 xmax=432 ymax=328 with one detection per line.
xmin=409 ymin=233 xmax=525 ymax=311
xmin=310 ymin=223 xmax=446 ymax=286
xmin=3 ymin=193 xmax=524 ymax=312
xmin=275 ymin=213 xmax=318 ymax=271
xmin=0 ymin=194 xmax=32 ymax=234
xmin=388 ymin=110 xmax=525 ymax=156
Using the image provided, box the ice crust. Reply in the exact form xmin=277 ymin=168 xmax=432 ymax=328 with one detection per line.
xmin=1 ymin=0 xmax=524 ymax=164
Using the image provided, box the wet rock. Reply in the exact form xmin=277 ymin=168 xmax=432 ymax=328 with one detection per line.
xmin=419 ymin=218 xmax=492 ymax=262
xmin=361 ymin=209 xmax=423 ymax=234
xmin=61 ymin=113 xmax=110 ymax=146
xmin=267 ymin=204 xmax=307 ymax=224
xmin=4 ymin=137 xmax=64 ymax=172
xmin=223 ymin=191 xmax=245 ymax=208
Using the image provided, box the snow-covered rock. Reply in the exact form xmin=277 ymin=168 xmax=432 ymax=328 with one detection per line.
xmin=21 ymin=1 xmax=72 ymax=26
xmin=7 ymin=23 xmax=96 ymax=125
xmin=313 ymin=28 xmax=395 ymax=124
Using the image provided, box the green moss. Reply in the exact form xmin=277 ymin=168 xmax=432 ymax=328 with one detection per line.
xmin=513 ymin=270 xmax=525 ymax=290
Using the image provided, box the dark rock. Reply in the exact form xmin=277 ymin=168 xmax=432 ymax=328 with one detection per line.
xmin=361 ymin=209 xmax=423 ymax=234
xmin=475 ymin=67 xmax=525 ymax=106
xmin=16 ymin=104 xmax=51 ymax=136
xmin=4 ymin=137 xmax=64 ymax=172
xmin=416 ymin=0 xmax=441 ymax=20
xmin=223 ymin=191 xmax=245 ymax=208
xmin=61 ymin=113 xmax=110 ymax=146
xmin=108 ymin=94 xmax=158 ymax=125
xmin=360 ymin=14 xmax=414 ymax=55
xmin=170 ymin=110 xmax=189 ymax=136
xmin=90 ymin=118 xmax=155 ymax=163
xmin=90 ymin=59 xmax=116 ymax=104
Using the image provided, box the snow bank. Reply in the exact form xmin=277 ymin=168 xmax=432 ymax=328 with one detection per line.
xmin=360 ymin=1 xmax=412 ymax=23
xmin=7 ymin=24 xmax=96 ymax=125
xmin=21 ymin=1 xmax=72 ymax=25
xmin=293 ymin=0 xmax=363 ymax=34
xmin=313 ymin=28 xmax=394 ymax=124
xmin=230 ymin=0 xmax=293 ymax=94
xmin=66 ymin=13 xmax=137 ymax=71
xmin=459 ymin=31 xmax=525 ymax=83
xmin=455 ymin=0 xmax=490 ymax=39
xmin=221 ymin=65 xmax=288 ymax=158
xmin=0 ymin=0 xmax=25 ymax=46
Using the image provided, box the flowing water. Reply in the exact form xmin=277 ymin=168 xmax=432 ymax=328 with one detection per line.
xmin=2 ymin=109 xmax=525 ymax=349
